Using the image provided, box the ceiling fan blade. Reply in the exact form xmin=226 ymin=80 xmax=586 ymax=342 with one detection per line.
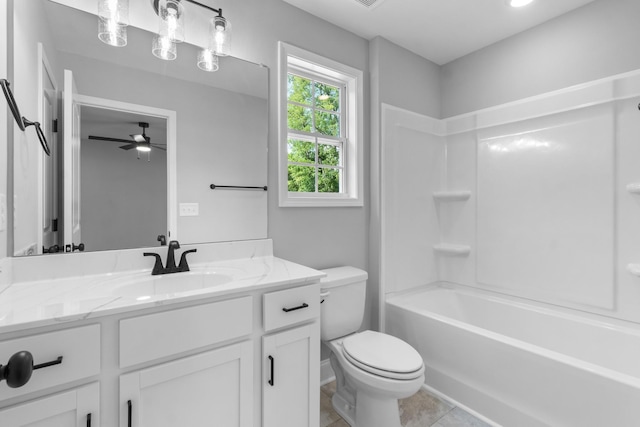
xmin=89 ymin=135 xmax=134 ymax=143
xmin=119 ymin=144 xmax=137 ymax=150
xmin=151 ymin=145 xmax=167 ymax=151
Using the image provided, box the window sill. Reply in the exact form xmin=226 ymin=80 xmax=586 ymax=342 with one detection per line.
xmin=279 ymin=194 xmax=363 ymax=208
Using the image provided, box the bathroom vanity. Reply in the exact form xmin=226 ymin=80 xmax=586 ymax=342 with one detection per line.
xmin=0 ymin=239 xmax=322 ymax=427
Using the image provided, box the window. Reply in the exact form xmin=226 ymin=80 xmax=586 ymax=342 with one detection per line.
xmin=278 ymin=42 xmax=363 ymax=207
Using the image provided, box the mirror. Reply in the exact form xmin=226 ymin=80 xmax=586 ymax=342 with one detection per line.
xmin=10 ymin=0 xmax=268 ymax=256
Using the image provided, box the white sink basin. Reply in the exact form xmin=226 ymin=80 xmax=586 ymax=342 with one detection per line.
xmin=111 ymin=270 xmax=234 ymax=299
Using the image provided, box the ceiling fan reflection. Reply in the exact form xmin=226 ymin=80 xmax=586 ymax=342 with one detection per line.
xmin=88 ymin=121 xmax=166 ymax=160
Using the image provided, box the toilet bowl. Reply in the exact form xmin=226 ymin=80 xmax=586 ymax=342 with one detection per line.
xmin=320 ymin=267 xmax=425 ymax=427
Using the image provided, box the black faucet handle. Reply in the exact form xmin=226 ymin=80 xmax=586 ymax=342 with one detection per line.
xmin=178 ymin=249 xmax=197 ymax=272
xmin=143 ymin=252 xmax=164 ymax=275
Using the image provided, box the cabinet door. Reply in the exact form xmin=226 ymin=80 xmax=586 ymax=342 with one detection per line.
xmin=120 ymin=341 xmax=252 ymax=427
xmin=263 ymin=323 xmax=319 ymax=427
xmin=0 ymin=382 xmax=99 ymax=427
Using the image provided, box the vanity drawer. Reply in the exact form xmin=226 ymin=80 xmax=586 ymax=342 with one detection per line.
xmin=120 ymin=296 xmax=253 ymax=368
xmin=0 ymin=325 xmax=101 ymax=401
xmin=263 ymin=284 xmax=319 ymax=332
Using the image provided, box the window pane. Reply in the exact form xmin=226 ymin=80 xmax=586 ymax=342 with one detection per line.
xmin=288 ymin=139 xmax=315 ymax=164
xmin=288 ymin=165 xmax=316 ymax=192
xmin=318 ymin=143 xmax=340 ymax=166
xmin=287 ymin=74 xmax=313 ymax=105
xmin=287 ymin=104 xmax=312 ymax=132
xmin=315 ymin=111 xmax=340 ymax=137
xmin=315 ymin=82 xmax=340 ymax=112
xmin=318 ymin=168 xmax=340 ymax=193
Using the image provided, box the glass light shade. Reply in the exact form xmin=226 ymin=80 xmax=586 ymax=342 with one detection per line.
xmin=98 ymin=18 xmax=127 ymax=47
xmin=152 ymin=35 xmax=177 ymax=60
xmin=137 ymin=144 xmax=151 ymax=152
xmin=197 ymin=49 xmax=219 ymax=72
xmin=209 ymin=16 xmax=231 ymax=56
xmin=98 ymin=0 xmax=129 ymax=25
xmin=157 ymin=0 xmax=185 ymax=43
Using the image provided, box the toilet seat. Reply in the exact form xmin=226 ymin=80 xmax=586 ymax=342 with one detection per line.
xmin=341 ymin=331 xmax=424 ymax=380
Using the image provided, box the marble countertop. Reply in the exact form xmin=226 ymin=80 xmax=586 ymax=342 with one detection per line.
xmin=0 ymin=240 xmax=325 ymax=334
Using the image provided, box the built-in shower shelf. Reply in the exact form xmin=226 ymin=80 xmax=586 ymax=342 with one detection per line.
xmin=626 ymin=183 xmax=640 ymax=194
xmin=433 ymin=191 xmax=471 ymax=201
xmin=626 ymin=264 xmax=640 ymax=277
xmin=433 ymin=244 xmax=471 ymax=256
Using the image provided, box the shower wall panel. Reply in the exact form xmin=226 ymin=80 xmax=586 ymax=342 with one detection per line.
xmin=476 ymin=104 xmax=615 ymax=309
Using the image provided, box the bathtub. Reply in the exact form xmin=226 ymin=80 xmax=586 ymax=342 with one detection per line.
xmin=385 ymin=284 xmax=640 ymax=427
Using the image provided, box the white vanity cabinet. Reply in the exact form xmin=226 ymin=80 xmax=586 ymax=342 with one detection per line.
xmin=118 ymin=296 xmax=254 ymax=427
xmin=120 ymin=342 xmax=253 ymax=427
xmin=262 ymin=285 xmax=320 ymax=427
xmin=0 ymin=252 xmax=323 ymax=427
xmin=0 ymin=382 xmax=99 ymax=427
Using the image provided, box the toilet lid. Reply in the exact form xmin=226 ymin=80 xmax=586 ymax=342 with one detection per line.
xmin=342 ymin=331 xmax=424 ymax=380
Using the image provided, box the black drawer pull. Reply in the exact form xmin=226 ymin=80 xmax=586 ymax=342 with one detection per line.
xmin=282 ymin=303 xmax=309 ymax=313
xmin=268 ymin=355 xmax=274 ymax=386
xmin=87 ymin=413 xmax=91 ymax=427
xmin=128 ymin=400 xmax=132 ymax=427
xmin=33 ymin=356 xmax=63 ymax=370
xmin=0 ymin=352 xmax=63 ymax=388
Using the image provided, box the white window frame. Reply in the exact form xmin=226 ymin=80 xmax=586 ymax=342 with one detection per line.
xmin=278 ymin=42 xmax=364 ymax=207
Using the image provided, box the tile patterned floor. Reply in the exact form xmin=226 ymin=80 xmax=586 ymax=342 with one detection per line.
xmin=320 ymin=381 xmax=492 ymax=427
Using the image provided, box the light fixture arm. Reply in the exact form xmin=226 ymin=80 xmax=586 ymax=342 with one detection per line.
xmin=185 ymin=0 xmax=222 ymax=17
xmin=151 ymin=0 xmax=223 ymax=18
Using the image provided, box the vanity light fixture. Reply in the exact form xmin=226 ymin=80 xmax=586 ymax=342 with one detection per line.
xmin=97 ymin=0 xmax=129 ymax=47
xmin=98 ymin=0 xmax=231 ymax=71
xmin=152 ymin=0 xmax=232 ymax=72
xmin=508 ymin=0 xmax=535 ymax=7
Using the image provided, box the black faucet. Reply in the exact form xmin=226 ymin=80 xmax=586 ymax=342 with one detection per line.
xmin=144 ymin=240 xmax=197 ymax=275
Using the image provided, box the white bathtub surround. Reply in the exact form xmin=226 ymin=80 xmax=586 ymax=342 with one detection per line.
xmin=386 ymin=284 xmax=640 ymax=426
xmin=379 ymin=67 xmax=640 ymax=327
xmin=0 ymin=239 xmax=324 ymax=334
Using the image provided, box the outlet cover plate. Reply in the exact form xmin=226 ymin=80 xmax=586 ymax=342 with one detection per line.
xmin=179 ymin=203 xmax=199 ymax=217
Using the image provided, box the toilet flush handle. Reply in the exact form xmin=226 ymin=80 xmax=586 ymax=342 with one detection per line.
xmin=320 ymin=290 xmax=330 ymax=304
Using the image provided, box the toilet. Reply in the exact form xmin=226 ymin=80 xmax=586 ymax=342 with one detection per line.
xmin=320 ymin=267 xmax=425 ymax=427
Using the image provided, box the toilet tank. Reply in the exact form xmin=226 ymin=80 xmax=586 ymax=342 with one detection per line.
xmin=320 ymin=266 xmax=368 ymax=341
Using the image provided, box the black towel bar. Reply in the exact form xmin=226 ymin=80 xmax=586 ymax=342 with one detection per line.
xmin=209 ymin=184 xmax=267 ymax=191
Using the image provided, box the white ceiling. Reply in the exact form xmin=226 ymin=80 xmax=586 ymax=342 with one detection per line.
xmin=281 ymin=0 xmax=597 ymax=65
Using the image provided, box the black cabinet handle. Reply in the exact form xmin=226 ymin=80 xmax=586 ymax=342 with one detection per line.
xmin=87 ymin=413 xmax=91 ymax=427
xmin=128 ymin=400 xmax=132 ymax=427
xmin=282 ymin=303 xmax=309 ymax=313
xmin=0 ymin=352 xmax=63 ymax=388
xmin=33 ymin=356 xmax=63 ymax=370
xmin=268 ymin=355 xmax=274 ymax=386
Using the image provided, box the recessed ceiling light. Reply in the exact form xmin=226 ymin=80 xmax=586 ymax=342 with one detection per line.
xmin=509 ymin=0 xmax=535 ymax=7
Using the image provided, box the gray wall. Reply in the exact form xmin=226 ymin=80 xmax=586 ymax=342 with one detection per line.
xmin=227 ymin=0 xmax=371 ymax=274
xmin=81 ymin=139 xmax=167 ymax=251
xmin=369 ymin=37 xmax=442 ymax=329
xmin=441 ymin=0 xmax=640 ymax=117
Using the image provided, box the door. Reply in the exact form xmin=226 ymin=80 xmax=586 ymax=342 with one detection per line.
xmin=120 ymin=341 xmax=253 ymax=427
xmin=0 ymin=382 xmax=98 ymax=427
xmin=39 ymin=44 xmax=59 ymax=253
xmin=63 ymin=69 xmax=81 ymax=251
xmin=263 ymin=323 xmax=320 ymax=427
